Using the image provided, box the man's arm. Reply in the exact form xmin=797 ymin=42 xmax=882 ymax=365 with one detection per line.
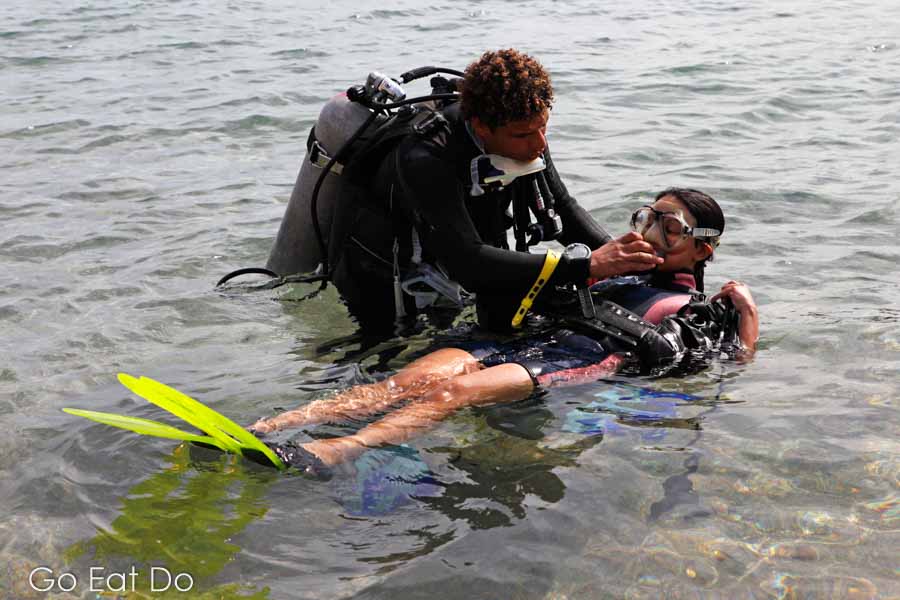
xmin=398 ymin=145 xmax=551 ymax=296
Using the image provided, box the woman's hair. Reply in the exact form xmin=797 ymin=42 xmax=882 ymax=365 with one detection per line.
xmin=459 ymin=49 xmax=554 ymax=130
xmin=654 ymin=188 xmax=725 ymax=292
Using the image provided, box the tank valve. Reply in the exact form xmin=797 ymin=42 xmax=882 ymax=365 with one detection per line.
xmin=365 ymin=71 xmax=407 ymax=102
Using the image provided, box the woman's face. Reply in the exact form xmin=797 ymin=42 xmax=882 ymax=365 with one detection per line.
xmin=640 ymin=195 xmax=712 ymax=273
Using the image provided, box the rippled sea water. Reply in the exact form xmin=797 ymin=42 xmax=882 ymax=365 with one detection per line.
xmin=2 ymin=1 xmax=899 ymax=598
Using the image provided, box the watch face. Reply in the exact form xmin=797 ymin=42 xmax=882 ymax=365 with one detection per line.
xmin=565 ymin=243 xmax=591 ymax=260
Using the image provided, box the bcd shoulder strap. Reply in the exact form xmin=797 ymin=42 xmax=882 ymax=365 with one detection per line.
xmin=342 ymin=106 xmax=450 ymax=186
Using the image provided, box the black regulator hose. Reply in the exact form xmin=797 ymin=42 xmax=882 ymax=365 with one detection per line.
xmin=364 ymin=93 xmax=457 ymax=111
xmin=215 ymin=268 xmax=329 ymax=298
xmin=399 ymin=66 xmax=465 ymax=82
xmin=216 ymin=267 xmax=279 ymax=287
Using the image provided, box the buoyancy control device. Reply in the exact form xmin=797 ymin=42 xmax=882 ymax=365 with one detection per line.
xmin=217 ymin=67 xmax=463 ymax=293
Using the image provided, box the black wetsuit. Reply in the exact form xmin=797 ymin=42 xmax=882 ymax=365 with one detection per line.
xmin=330 ymin=103 xmax=612 ymax=332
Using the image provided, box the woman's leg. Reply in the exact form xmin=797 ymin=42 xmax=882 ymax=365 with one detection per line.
xmin=250 ymin=348 xmax=480 ymax=433
xmin=301 ymin=363 xmax=535 ymax=466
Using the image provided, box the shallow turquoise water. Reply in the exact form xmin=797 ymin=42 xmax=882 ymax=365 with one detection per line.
xmin=2 ymin=1 xmax=899 ymax=598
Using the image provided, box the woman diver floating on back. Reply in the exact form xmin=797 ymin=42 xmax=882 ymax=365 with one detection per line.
xmin=251 ymin=188 xmax=759 ymax=476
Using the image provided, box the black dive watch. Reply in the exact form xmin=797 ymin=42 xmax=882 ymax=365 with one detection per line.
xmin=564 ymin=243 xmax=595 ymax=319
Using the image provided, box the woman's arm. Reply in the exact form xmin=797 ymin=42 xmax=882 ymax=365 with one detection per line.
xmin=709 ymin=281 xmax=759 ymax=355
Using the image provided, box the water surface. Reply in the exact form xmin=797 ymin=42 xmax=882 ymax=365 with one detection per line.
xmin=2 ymin=0 xmax=899 ymax=598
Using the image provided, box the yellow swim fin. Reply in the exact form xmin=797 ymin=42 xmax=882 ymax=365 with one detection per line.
xmin=62 ymin=408 xmax=230 ymax=451
xmin=63 ymin=373 xmax=286 ymax=470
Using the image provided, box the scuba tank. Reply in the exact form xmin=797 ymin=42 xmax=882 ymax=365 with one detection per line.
xmin=265 ymin=69 xmax=462 ymax=277
xmin=266 ymin=92 xmax=388 ymax=275
xmin=216 ymin=67 xmax=463 ymax=300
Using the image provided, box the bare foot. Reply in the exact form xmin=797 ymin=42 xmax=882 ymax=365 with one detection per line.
xmin=248 ymin=418 xmax=276 ymax=434
xmin=303 ymin=437 xmax=365 ymax=466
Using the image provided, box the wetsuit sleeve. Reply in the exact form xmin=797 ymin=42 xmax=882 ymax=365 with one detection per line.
xmin=543 ymin=148 xmax=613 ymax=248
xmin=397 ymin=147 xmax=546 ymax=297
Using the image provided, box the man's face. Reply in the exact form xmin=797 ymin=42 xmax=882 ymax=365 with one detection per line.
xmin=471 ymin=110 xmax=549 ymax=162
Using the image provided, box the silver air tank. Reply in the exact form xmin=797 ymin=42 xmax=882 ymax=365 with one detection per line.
xmin=266 ymin=92 xmax=386 ymax=275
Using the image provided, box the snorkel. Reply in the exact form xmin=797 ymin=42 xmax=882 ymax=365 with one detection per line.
xmin=468 ymin=151 xmax=546 ymax=196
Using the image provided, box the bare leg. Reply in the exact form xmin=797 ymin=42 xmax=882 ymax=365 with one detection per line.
xmin=302 ymin=363 xmax=535 ymax=466
xmin=250 ymin=348 xmax=480 ymax=433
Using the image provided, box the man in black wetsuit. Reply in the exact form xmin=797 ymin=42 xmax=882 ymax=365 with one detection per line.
xmin=331 ymin=49 xmax=663 ymax=332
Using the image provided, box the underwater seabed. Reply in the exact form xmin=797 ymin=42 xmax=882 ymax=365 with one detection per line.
xmin=6 ymin=349 xmax=894 ymax=598
xmin=3 ymin=288 xmax=896 ymax=599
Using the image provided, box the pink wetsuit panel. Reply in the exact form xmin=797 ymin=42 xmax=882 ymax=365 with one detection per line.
xmin=642 ymin=294 xmax=691 ymax=324
xmin=641 ymin=272 xmax=696 ymax=324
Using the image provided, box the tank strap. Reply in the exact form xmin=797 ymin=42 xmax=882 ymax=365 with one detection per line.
xmin=411 ymin=110 xmax=449 ymax=138
xmin=594 ymin=300 xmax=657 ymax=339
xmin=343 ymin=106 xmax=448 ymax=183
xmin=309 ymin=138 xmax=344 ymax=175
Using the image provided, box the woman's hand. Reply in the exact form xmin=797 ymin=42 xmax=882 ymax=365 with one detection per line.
xmin=710 ymin=280 xmax=759 ymax=354
xmin=710 ymin=280 xmax=756 ymax=313
xmin=589 ymin=232 xmax=664 ymax=279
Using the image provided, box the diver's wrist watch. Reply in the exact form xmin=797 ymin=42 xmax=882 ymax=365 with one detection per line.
xmin=564 ymin=243 xmax=596 ymax=319
xmin=563 ymin=243 xmax=591 ymax=272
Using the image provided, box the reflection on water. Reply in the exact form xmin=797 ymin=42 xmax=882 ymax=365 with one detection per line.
xmin=64 ymin=445 xmax=274 ymax=599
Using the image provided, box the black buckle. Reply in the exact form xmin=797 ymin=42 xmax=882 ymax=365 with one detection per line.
xmin=308 ymin=139 xmax=342 ymax=174
xmin=412 ymin=111 xmax=447 ymax=137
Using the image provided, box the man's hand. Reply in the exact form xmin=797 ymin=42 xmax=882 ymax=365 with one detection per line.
xmin=589 ymin=232 xmax=663 ymax=279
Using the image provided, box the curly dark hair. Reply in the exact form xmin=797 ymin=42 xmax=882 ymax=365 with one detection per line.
xmin=459 ymin=49 xmax=554 ymax=130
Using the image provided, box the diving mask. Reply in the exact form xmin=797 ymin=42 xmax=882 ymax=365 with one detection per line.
xmin=470 ymin=154 xmax=546 ymax=196
xmin=630 ymin=206 xmax=721 ymax=250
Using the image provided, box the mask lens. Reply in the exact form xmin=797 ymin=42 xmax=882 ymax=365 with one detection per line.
xmin=661 ymin=214 xmax=689 ymax=247
xmin=630 ymin=208 xmax=654 ymax=234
